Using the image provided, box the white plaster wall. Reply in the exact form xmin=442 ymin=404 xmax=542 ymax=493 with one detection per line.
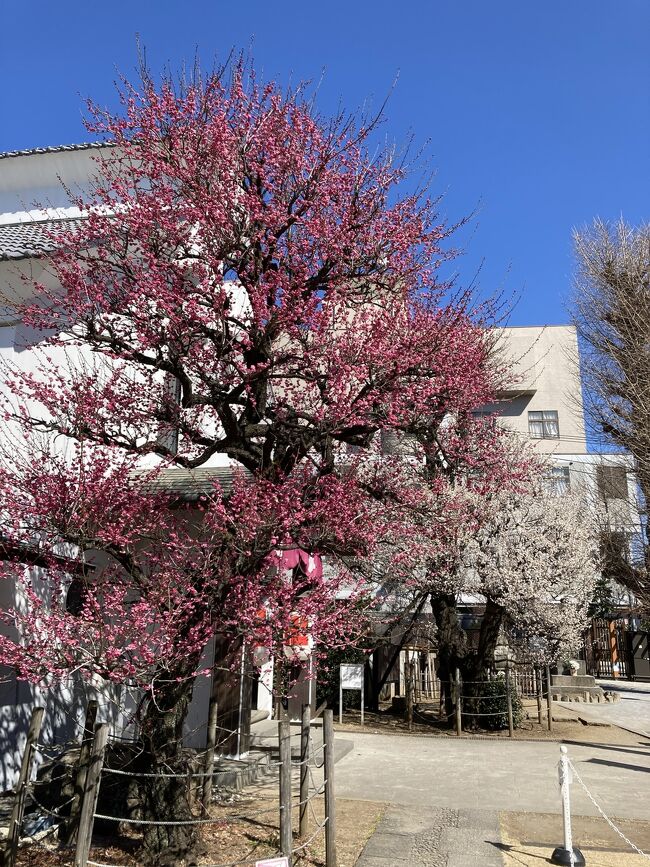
xmin=0 ymin=148 xmax=111 ymax=222
xmin=491 ymin=325 xmax=587 ymax=455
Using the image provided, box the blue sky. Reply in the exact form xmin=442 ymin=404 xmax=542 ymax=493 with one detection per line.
xmin=1 ymin=1 xmax=647 ymax=326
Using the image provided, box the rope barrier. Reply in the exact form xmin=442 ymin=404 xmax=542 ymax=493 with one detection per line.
xmin=460 ymin=709 xmax=513 ymax=717
xmin=568 ymin=759 xmax=650 ymax=860
xmin=27 ymin=788 xmax=75 ymax=820
xmin=101 ymin=765 xmax=214 ymax=779
xmin=13 ymin=713 xmax=334 ymax=866
xmin=93 ymin=804 xmax=286 ymax=826
xmin=291 ymin=815 xmax=329 ymax=853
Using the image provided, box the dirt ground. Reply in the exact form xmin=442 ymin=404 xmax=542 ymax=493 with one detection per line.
xmin=499 ymin=811 xmax=650 ymax=866
xmin=13 ymin=794 xmax=384 ymax=867
xmin=334 ymin=701 xmax=642 ymax=746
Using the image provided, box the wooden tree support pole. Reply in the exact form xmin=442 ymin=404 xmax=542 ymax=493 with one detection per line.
xmin=505 ymin=665 xmax=514 ymax=738
xmin=545 ymin=665 xmax=554 ymax=732
xmin=454 ymin=668 xmax=462 ymax=737
xmin=299 ymin=704 xmax=311 ymax=838
xmin=278 ymin=719 xmax=292 ymax=859
xmin=323 ymin=710 xmax=337 ymax=867
xmin=3 ymin=706 xmax=45 ymax=867
xmin=60 ymin=700 xmax=98 ymax=846
xmin=202 ymin=698 xmax=219 ymax=817
xmin=74 ymin=723 xmax=108 ymax=867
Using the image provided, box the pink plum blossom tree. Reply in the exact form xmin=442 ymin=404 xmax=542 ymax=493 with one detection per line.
xmin=0 ymin=61 xmax=509 ymax=860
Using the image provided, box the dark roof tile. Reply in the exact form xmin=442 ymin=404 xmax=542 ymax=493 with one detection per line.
xmin=133 ymin=466 xmax=250 ymax=501
xmin=0 ymin=218 xmax=81 ymax=261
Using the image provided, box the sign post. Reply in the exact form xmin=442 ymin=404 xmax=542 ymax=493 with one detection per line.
xmin=339 ymin=664 xmax=364 ymax=725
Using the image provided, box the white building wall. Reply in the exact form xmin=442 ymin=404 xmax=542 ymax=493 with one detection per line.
xmin=487 ymin=325 xmax=587 ymax=455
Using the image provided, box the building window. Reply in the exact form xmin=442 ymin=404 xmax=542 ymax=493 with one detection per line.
xmin=528 ymin=410 xmax=559 ymax=439
xmin=543 ymin=466 xmax=570 ymax=496
xmin=596 ymin=465 xmax=628 ymax=501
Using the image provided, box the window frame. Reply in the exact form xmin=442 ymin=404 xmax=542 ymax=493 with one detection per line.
xmin=528 ymin=409 xmax=560 ymax=439
xmin=543 ymin=465 xmax=570 ymax=496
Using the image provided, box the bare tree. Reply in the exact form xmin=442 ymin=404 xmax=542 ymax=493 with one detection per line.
xmin=572 ymin=218 xmax=650 ymax=609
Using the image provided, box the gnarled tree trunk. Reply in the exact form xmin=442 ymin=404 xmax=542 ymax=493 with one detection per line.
xmin=137 ymin=668 xmax=200 ymax=866
xmin=431 ymin=592 xmax=505 ymax=728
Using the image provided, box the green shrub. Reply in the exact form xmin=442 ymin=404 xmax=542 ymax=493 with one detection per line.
xmin=467 ymin=677 xmax=523 ymax=731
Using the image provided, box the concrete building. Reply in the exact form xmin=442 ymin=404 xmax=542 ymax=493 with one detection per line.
xmin=486 ymin=325 xmax=643 ymax=678
xmin=488 ymin=325 xmax=641 ymax=562
xmin=487 ymin=324 xmax=588 ymax=456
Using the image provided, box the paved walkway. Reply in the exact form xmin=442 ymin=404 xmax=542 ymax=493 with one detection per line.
xmin=336 ymin=732 xmax=650 ymax=818
xmin=355 ymin=805 xmax=502 ymax=867
xmin=556 ymin=678 xmax=650 ymax=737
xmin=336 ymin=731 xmax=650 ymax=865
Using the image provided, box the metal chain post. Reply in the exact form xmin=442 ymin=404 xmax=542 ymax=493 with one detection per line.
xmin=551 ymin=746 xmax=585 ymax=866
xmin=454 ymin=668 xmax=462 ymax=736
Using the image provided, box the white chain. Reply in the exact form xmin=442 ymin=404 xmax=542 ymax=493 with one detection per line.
xmin=568 ymin=759 xmax=650 ymax=860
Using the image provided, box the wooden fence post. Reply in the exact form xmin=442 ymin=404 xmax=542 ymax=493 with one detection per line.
xmin=299 ymin=704 xmax=311 ymax=838
xmin=545 ymin=665 xmax=554 ymax=732
xmin=74 ymin=723 xmax=109 ymax=867
xmin=323 ymin=709 xmax=337 ymax=867
xmin=535 ymin=667 xmax=543 ymax=725
xmin=406 ymin=656 xmax=414 ymax=732
xmin=278 ymin=719 xmax=292 ymax=859
xmin=505 ymin=665 xmax=514 ymax=738
xmin=60 ymin=700 xmax=98 ymax=846
xmin=454 ymin=668 xmax=462 ymax=737
xmin=2 ymin=706 xmax=45 ymax=867
xmin=201 ymin=698 xmax=219 ymax=817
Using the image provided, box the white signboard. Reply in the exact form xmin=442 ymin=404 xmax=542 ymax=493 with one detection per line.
xmin=255 ymin=858 xmax=289 ymax=867
xmin=339 ymin=663 xmax=365 ymax=725
xmin=340 ymin=663 xmax=364 ymax=689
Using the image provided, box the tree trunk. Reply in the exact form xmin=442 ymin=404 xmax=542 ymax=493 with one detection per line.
xmin=460 ymin=598 xmax=505 ymax=729
xmin=430 ymin=592 xmax=505 ymax=728
xmin=137 ymin=671 xmax=200 ymax=866
xmin=430 ymin=593 xmax=467 ymax=724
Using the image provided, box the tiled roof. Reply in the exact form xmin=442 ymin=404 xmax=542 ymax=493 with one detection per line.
xmin=133 ymin=466 xmax=250 ymax=501
xmin=0 ymin=142 xmax=111 ymax=160
xmin=0 ymin=218 xmax=80 ymax=261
